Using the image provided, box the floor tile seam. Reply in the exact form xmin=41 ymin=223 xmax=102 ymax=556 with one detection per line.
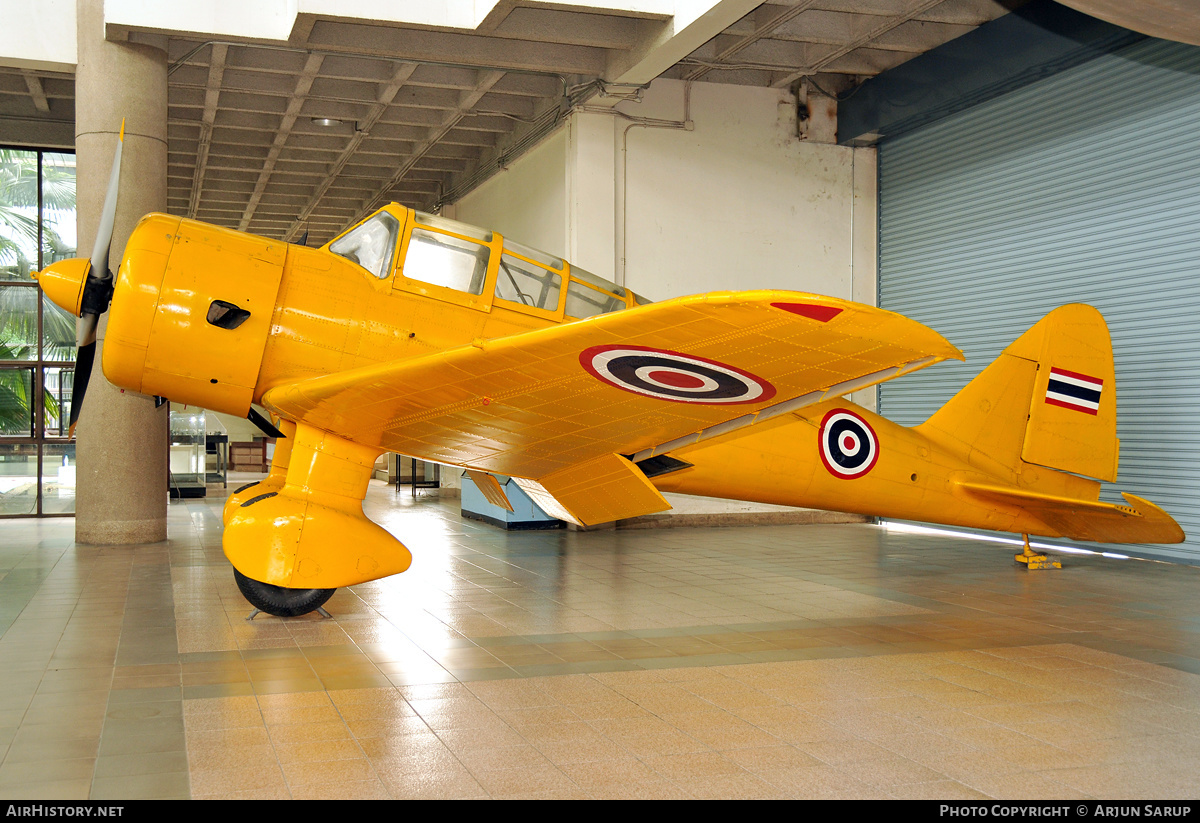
xmin=92 ymin=557 xmax=185 ymax=800
xmin=924 ymin=635 xmax=1100 ymax=676
xmin=452 ymin=612 xmax=983 ymax=649
xmin=214 ymin=687 xmax=327 ymax=798
xmin=452 ymin=634 xmax=1164 ymax=684
xmin=273 ymin=700 xmax=384 ymax=798
xmin=952 ymin=769 xmax=1098 ymax=801
xmin=569 ymin=702 xmax=797 ymax=787
xmin=417 ymin=703 xmax=577 ymax=799
xmin=1052 ymin=637 xmax=1200 ymax=682
xmin=0 ymin=681 xmax=45 ymax=766
xmin=734 ymin=561 xmax=1035 ymax=611
xmin=506 ymin=702 xmax=748 ymax=793
xmin=0 ymin=558 xmax=92 ymax=773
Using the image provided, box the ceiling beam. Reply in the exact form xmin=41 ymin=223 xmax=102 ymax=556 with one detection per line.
xmin=606 ymin=0 xmax=763 ymax=88
xmin=771 ymin=0 xmax=947 ymax=88
xmin=188 ymin=43 xmax=227 ymax=218
xmin=336 ymin=69 xmax=507 ymax=229
xmin=238 ymin=52 xmax=325 ymax=232
xmin=20 ymin=71 xmax=49 ymax=113
xmin=282 ymin=60 xmax=421 ymax=241
xmin=681 ymin=1 xmax=820 ymax=82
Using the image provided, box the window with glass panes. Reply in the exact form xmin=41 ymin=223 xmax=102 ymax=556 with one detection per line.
xmin=0 ymin=148 xmax=77 ymax=516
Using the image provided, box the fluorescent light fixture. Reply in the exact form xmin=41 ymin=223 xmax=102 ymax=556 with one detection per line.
xmin=311 ymin=117 xmax=342 ymax=127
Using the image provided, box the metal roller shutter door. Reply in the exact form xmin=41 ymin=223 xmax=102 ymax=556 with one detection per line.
xmin=878 ymin=38 xmax=1200 ymax=563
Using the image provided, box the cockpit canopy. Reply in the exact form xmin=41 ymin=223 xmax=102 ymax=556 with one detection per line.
xmin=328 ymin=211 xmax=401 ymax=279
xmin=326 ymin=206 xmax=647 ymax=319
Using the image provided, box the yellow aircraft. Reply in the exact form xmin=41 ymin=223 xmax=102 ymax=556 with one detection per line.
xmin=35 ymin=127 xmax=1184 ymax=616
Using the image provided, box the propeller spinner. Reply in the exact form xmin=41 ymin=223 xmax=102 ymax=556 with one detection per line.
xmin=34 ymin=120 xmax=124 ymax=436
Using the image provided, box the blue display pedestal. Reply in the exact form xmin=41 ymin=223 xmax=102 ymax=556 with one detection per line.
xmin=460 ymin=473 xmax=564 ymax=530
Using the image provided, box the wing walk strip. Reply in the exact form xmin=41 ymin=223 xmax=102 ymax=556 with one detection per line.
xmin=630 ymin=355 xmax=941 ymax=463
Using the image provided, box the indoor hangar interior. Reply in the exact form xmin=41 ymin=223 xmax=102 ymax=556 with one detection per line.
xmin=0 ymin=0 xmax=1199 ymax=801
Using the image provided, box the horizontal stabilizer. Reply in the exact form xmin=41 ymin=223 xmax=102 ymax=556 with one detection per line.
xmin=512 ymin=453 xmax=671 ymax=526
xmin=956 ymin=481 xmax=1184 ymax=544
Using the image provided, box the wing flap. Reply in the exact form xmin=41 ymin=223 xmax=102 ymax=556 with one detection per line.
xmin=512 ymin=453 xmax=671 ymax=526
xmin=262 ymin=290 xmax=962 ymax=480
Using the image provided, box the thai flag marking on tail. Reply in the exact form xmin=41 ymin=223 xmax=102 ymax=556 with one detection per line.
xmin=1045 ymin=367 xmax=1103 ymax=415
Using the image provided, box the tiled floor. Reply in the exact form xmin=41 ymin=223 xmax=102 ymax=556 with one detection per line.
xmin=1 ymin=477 xmax=1199 ymax=799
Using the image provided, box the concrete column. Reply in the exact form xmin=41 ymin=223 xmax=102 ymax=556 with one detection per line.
xmin=74 ymin=0 xmax=169 ymax=544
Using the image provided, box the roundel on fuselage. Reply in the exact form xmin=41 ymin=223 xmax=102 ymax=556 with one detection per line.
xmin=818 ymin=408 xmax=879 ymax=479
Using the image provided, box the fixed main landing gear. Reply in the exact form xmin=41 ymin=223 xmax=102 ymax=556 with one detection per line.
xmin=223 ymin=422 xmax=412 ymax=619
xmin=234 ymin=568 xmax=335 ymax=619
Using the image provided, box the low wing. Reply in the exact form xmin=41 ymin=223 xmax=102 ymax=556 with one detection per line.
xmin=262 ymin=290 xmax=962 ymax=520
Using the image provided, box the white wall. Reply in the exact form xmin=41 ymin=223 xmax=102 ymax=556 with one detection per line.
xmin=619 ymin=80 xmax=859 ymax=300
xmin=452 ymin=125 xmax=570 ymax=259
xmin=567 ymin=110 xmax=619 ymax=280
xmin=448 ymin=78 xmax=881 ymax=514
xmin=456 ymin=78 xmax=876 ymax=306
xmin=0 ymin=0 xmax=76 ymax=71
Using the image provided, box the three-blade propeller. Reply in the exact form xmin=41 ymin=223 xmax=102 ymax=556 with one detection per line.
xmin=68 ymin=120 xmax=124 ymax=437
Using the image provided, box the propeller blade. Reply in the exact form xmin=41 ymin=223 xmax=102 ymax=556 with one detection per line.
xmin=76 ymin=312 xmax=98 ymax=349
xmin=89 ymin=119 xmax=124 ymax=284
xmin=70 ymin=120 xmax=125 ymax=436
xmin=68 ymin=342 xmax=96 ymax=439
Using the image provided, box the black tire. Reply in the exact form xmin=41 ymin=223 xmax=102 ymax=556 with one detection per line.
xmin=233 ymin=568 xmax=335 ymax=617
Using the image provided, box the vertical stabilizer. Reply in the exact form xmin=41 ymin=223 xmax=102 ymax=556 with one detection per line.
xmin=918 ymin=304 xmax=1118 ymax=482
xmin=1007 ymin=304 xmax=1118 ymax=482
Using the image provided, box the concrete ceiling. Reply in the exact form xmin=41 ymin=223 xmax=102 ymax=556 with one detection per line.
xmin=0 ymin=0 xmax=1019 ymax=245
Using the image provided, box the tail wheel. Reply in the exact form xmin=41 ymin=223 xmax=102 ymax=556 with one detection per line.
xmin=233 ymin=568 xmax=335 ymax=617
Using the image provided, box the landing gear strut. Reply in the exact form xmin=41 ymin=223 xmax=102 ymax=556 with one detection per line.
xmin=233 ymin=568 xmax=335 ymax=618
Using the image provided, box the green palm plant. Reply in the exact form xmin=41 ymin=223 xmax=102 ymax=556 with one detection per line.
xmin=0 ymin=284 xmax=77 ymax=360
xmin=0 ymin=149 xmax=75 ymax=435
xmin=0 ymin=361 xmax=36 ymax=435
xmin=0 ymin=149 xmax=75 ymax=278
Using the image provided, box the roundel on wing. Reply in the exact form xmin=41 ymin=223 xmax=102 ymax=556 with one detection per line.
xmin=818 ymin=408 xmax=879 ymax=479
xmin=580 ymin=345 xmax=776 ymax=405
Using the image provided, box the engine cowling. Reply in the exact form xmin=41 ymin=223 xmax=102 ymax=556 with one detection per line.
xmin=103 ymin=213 xmax=286 ymax=415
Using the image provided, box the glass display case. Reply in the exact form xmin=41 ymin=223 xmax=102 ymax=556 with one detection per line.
xmin=205 ymin=415 xmax=228 ymax=488
xmin=169 ymin=409 xmax=206 ymax=498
